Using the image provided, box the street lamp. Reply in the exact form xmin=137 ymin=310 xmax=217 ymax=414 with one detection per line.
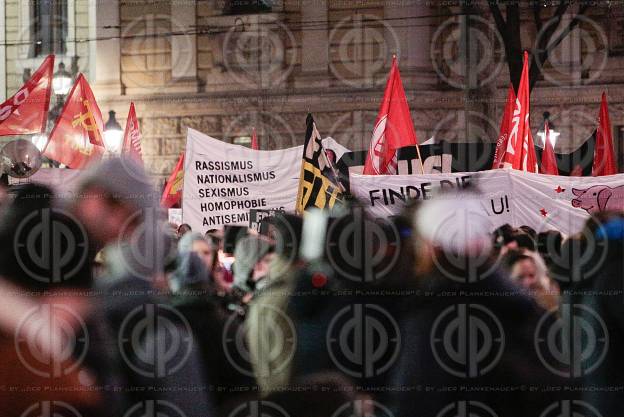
xmin=103 ymin=110 xmax=124 ymax=153
xmin=52 ymin=62 xmax=73 ymax=96
xmin=31 ymin=134 xmax=48 ymax=151
xmin=31 ymin=58 xmax=78 ymax=168
xmin=537 ymin=111 xmax=560 ymax=147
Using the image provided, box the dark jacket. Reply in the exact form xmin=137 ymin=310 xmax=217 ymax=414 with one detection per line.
xmin=388 ymin=263 xmax=561 ymax=417
xmin=572 ymin=239 xmax=624 ymax=415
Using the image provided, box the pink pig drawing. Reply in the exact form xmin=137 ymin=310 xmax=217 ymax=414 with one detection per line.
xmin=571 ymin=185 xmax=624 ymax=214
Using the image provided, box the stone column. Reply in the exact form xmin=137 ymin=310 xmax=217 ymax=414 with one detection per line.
xmin=0 ymin=0 xmax=6 ymax=100
xmin=295 ymin=0 xmax=328 ymax=88
xmin=89 ymin=0 xmax=123 ymax=96
xmin=169 ymin=0 xmax=200 ymax=93
xmin=384 ymin=2 xmax=436 ymax=84
xmin=559 ymin=14 xmax=582 ymax=85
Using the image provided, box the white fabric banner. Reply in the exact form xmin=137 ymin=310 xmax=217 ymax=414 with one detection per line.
xmin=183 ymin=128 xmax=301 ymax=230
xmin=182 ymin=129 xmax=350 ymax=231
xmin=350 ymin=169 xmax=624 ymax=236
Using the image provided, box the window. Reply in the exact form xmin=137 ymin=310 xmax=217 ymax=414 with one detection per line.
xmin=30 ymin=0 xmax=68 ymax=57
xmin=223 ymin=0 xmax=272 ymax=15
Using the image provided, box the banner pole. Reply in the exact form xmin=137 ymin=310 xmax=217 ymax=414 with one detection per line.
xmin=415 ymin=143 xmax=425 ymax=174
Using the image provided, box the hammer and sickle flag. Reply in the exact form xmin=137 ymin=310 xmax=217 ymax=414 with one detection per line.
xmin=43 ymin=74 xmax=105 ymax=169
xmin=295 ymin=114 xmax=344 ymax=214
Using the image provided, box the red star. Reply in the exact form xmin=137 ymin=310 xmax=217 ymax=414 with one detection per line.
xmin=555 ymin=186 xmax=565 ymax=193
xmin=540 ymin=208 xmax=548 ymax=217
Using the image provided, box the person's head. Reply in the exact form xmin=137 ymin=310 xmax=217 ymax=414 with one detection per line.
xmin=262 ymin=213 xmax=303 ymax=267
xmin=510 ymin=232 xmax=536 ymax=252
xmin=536 ymin=230 xmax=563 ymax=267
xmin=232 ymin=235 xmax=274 ymax=292
xmin=176 ymin=223 xmax=191 ymax=238
xmin=205 ymin=228 xmax=223 ymax=250
xmin=170 ymin=251 xmax=211 ymax=294
xmin=518 ymin=225 xmax=537 ymax=240
xmin=506 ymin=250 xmax=548 ymax=291
xmin=178 ymin=232 xmax=217 ymax=272
xmin=492 ymin=224 xmax=515 ymax=253
xmin=413 ymin=193 xmax=494 ymax=280
xmin=73 ymin=157 xmax=155 ymax=247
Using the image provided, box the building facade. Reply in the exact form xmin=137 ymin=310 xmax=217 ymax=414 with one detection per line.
xmin=2 ymin=1 xmax=624 ymax=182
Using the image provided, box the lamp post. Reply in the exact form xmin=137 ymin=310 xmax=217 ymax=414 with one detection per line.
xmin=52 ymin=62 xmax=73 ymax=96
xmin=30 ymin=59 xmax=79 ymax=167
xmin=537 ymin=111 xmax=560 ymax=148
xmin=38 ymin=61 xmax=76 ymax=167
xmin=104 ymin=110 xmax=124 ymax=153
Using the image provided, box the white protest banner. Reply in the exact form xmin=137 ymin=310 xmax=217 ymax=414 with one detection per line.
xmin=183 ymin=128 xmax=302 ymax=230
xmin=183 ymin=129 xmax=350 ymax=231
xmin=350 ymin=169 xmax=624 ymax=236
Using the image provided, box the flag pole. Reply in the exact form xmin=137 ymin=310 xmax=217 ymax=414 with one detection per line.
xmin=415 ymin=141 xmax=425 ymax=174
xmin=391 ymin=53 xmax=425 ymax=175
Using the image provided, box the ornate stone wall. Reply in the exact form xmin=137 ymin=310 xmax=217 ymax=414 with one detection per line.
xmin=3 ymin=2 xmax=624 ymax=182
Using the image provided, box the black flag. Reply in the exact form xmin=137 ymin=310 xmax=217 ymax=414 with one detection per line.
xmin=295 ymin=114 xmax=343 ymax=213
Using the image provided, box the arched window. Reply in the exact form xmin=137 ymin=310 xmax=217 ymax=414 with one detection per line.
xmin=30 ymin=0 xmax=68 ymax=57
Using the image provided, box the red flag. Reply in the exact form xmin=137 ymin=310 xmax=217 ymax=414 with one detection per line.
xmin=0 ymin=55 xmax=54 ymax=136
xmin=161 ymin=152 xmax=184 ymax=208
xmin=43 ymin=74 xmax=105 ymax=168
xmin=122 ymin=102 xmax=143 ymax=165
xmin=251 ymin=127 xmax=259 ymax=150
xmin=540 ymin=120 xmax=559 ymax=175
xmin=592 ymin=92 xmax=617 ymax=176
xmin=363 ymin=56 xmax=418 ymax=175
xmin=501 ymin=51 xmax=538 ymax=172
xmin=491 ymin=84 xmax=516 ymax=169
xmin=570 ymin=165 xmax=584 ymax=176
